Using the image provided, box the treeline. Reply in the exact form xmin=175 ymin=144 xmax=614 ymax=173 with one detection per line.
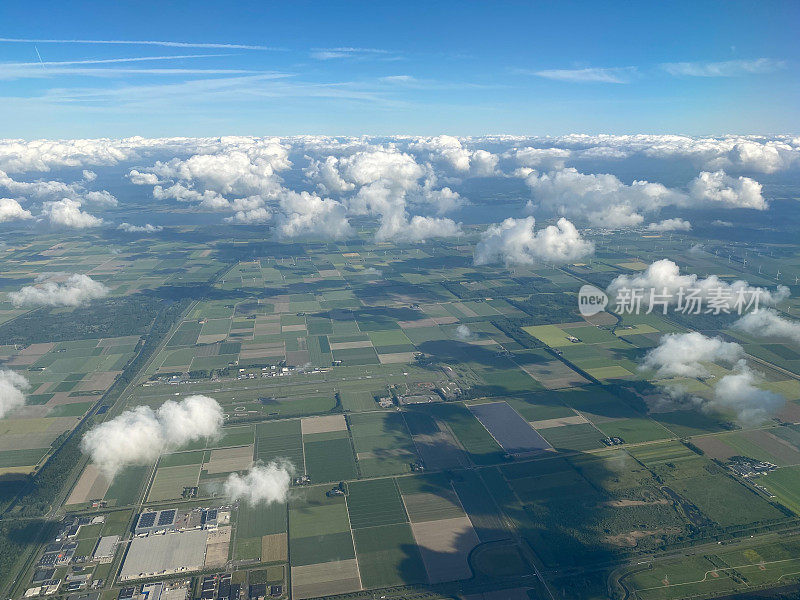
xmin=509 ymin=294 xmax=578 ymax=325
xmin=669 ymin=310 xmax=738 ymax=333
xmin=490 ymin=317 xmax=543 ymax=349
xmin=0 ymin=293 xmax=165 ymax=345
xmin=440 ymin=276 xmax=561 ymax=299
xmin=0 ymin=520 xmax=58 ymax=592
xmin=109 ymin=297 xmax=193 ymax=390
xmin=563 ymin=267 xmax=617 ymax=290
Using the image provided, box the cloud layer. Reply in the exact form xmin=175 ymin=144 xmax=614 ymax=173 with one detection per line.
xmin=521 ymin=167 xmax=766 ymax=228
xmin=117 ymin=222 xmax=163 ymax=233
xmin=0 ymin=134 xmax=797 ymax=239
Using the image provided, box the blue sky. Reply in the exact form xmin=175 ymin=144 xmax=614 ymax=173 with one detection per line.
xmin=0 ymin=0 xmax=797 ymax=138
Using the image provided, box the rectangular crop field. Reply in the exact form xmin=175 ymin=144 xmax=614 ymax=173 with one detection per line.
xmin=352 ymin=523 xmax=426 ymax=588
xmin=346 ymin=479 xmax=407 ymax=528
xmin=303 ymin=436 xmax=358 ymax=482
xmin=411 ymin=403 xmax=504 ymax=465
xmin=256 ymin=420 xmax=304 ymax=472
xmin=349 ymin=412 xmax=419 ymax=477
xmin=468 ymin=401 xmax=553 ymax=455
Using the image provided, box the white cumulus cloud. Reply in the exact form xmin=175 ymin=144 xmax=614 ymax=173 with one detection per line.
xmin=117 ymin=222 xmax=163 ymax=233
xmin=647 ymin=218 xmax=692 ymax=232
xmin=607 ymin=259 xmax=789 ymax=311
xmin=641 ymin=332 xmax=744 ymax=378
xmin=147 ymin=140 xmax=291 ymax=198
xmin=708 ymin=362 xmax=785 ymax=426
xmin=224 ymin=207 xmax=272 ymax=224
xmin=42 ymin=198 xmax=103 ymax=228
xmin=0 ymin=369 xmax=29 ymax=419
xmin=223 ymin=460 xmax=294 ymax=506
xmin=689 ymin=170 xmax=767 ymax=210
xmin=10 ymin=273 xmax=109 ymax=307
xmin=80 ymin=395 xmax=224 ymax=479
xmin=455 ymin=325 xmax=473 ymax=341
xmin=733 ymin=309 xmax=800 ymax=345
xmin=274 ymin=191 xmax=352 ymax=240
xmin=0 ymin=169 xmax=117 ymax=206
xmin=0 ymin=197 xmax=33 ymax=222
xmin=127 ymin=169 xmax=162 ymax=185
xmin=474 ymin=216 xmax=593 ymax=266
xmin=377 ymin=214 xmax=462 ymax=242
xmin=522 ymin=168 xmax=683 ymax=228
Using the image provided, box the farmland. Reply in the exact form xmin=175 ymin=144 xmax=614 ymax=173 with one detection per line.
xmin=2 ymin=222 xmax=800 ymax=600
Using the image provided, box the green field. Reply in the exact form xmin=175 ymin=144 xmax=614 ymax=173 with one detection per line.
xmin=353 ymin=523 xmax=427 ymax=587
xmin=346 ymin=478 xmax=408 ymax=528
xmin=255 ymin=420 xmax=304 ymax=471
xmin=289 ymin=486 xmax=355 ymax=566
xmin=304 ymin=436 xmax=358 ymax=482
xmin=147 ymin=464 xmax=201 ymax=501
xmin=538 ymin=423 xmax=605 ymax=451
xmin=237 ymin=498 xmax=286 ymax=538
xmin=349 ymin=412 xmax=419 ymax=477
xmin=760 ymin=463 xmax=800 ymax=508
xmin=104 ymin=465 xmax=149 ymax=506
xmin=158 ymin=450 xmax=205 ymax=468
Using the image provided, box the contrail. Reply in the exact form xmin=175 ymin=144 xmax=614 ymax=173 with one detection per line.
xmin=0 ymin=37 xmax=282 ymax=51
xmin=4 ymin=54 xmax=233 ymax=67
xmin=34 ymin=45 xmax=45 ymax=69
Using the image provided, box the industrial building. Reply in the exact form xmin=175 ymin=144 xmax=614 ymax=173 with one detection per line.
xmin=119 ymin=530 xmax=209 ymax=581
xmin=93 ymin=535 xmax=120 ymax=563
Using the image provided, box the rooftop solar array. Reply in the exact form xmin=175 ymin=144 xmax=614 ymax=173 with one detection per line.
xmin=157 ymin=509 xmax=176 ymax=526
xmin=137 ymin=513 xmax=157 ymax=529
